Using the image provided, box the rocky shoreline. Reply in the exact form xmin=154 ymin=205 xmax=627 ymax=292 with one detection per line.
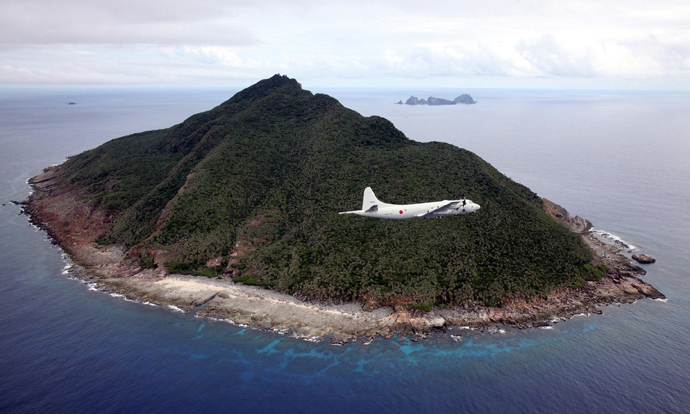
xmin=22 ymin=165 xmax=665 ymax=343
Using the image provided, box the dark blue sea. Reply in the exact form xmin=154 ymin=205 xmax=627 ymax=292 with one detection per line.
xmin=1 ymin=85 xmax=689 ymax=413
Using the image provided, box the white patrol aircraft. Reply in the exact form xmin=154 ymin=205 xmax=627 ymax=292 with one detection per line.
xmin=339 ymin=187 xmax=480 ymax=220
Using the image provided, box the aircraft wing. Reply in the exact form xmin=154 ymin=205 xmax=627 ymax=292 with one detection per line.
xmin=414 ymin=201 xmax=455 ymax=218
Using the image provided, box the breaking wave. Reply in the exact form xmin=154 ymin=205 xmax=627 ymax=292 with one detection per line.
xmin=591 ymin=228 xmax=637 ymax=251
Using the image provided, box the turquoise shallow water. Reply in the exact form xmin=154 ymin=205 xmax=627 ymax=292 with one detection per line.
xmin=1 ymin=87 xmax=689 ymax=413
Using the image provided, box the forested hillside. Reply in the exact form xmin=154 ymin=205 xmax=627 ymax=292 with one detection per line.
xmin=60 ymin=74 xmax=598 ymax=308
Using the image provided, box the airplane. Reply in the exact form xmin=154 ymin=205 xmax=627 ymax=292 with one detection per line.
xmin=339 ymin=187 xmax=480 ymax=220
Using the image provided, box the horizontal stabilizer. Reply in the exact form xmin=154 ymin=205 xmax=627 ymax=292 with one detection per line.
xmin=339 ymin=210 xmax=361 ymax=215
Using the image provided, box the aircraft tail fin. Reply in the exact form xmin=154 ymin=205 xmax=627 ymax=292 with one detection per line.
xmin=362 ymin=187 xmax=385 ymax=210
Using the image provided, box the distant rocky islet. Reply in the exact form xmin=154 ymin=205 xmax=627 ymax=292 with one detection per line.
xmin=397 ymin=94 xmax=476 ymax=105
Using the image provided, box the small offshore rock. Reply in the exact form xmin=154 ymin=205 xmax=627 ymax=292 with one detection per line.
xmin=632 ymin=254 xmax=656 ymax=264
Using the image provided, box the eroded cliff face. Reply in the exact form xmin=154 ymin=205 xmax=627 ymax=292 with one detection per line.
xmin=24 ymin=167 xmax=125 ymax=268
xmin=543 ymin=198 xmax=593 ymax=233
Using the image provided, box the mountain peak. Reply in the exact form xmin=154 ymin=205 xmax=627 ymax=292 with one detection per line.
xmin=258 ymin=74 xmax=301 ymax=89
xmin=224 ymin=74 xmax=302 ymax=105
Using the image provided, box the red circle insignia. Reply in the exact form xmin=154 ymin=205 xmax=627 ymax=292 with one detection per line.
xmin=399 ymin=210 xmax=403 ymax=214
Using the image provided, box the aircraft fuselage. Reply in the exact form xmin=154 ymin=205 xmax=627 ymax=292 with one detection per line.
xmin=339 ymin=187 xmax=480 ymax=220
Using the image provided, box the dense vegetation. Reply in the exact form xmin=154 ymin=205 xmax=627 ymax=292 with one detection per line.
xmin=62 ymin=74 xmax=598 ymax=308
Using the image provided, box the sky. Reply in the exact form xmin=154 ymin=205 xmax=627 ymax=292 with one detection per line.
xmin=1 ymin=0 xmax=689 ymax=90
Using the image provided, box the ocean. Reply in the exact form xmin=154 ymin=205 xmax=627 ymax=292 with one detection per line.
xmin=1 ymin=85 xmax=689 ymax=413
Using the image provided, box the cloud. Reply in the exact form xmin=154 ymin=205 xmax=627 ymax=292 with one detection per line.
xmin=377 ymin=32 xmax=690 ymax=82
xmin=516 ymin=33 xmax=690 ymax=79
xmin=0 ymin=0 xmax=260 ymax=47
xmin=177 ymin=46 xmax=263 ymax=68
xmin=1 ymin=0 xmax=689 ymax=88
xmin=0 ymin=45 xmax=270 ymax=84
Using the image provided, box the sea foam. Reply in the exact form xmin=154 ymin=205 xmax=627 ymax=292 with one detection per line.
xmin=591 ymin=228 xmax=637 ymax=251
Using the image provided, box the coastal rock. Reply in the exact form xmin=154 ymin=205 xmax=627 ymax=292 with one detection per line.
xmin=542 ymin=198 xmax=593 ymax=233
xmin=381 ymin=307 xmax=448 ymax=335
xmin=632 ymin=254 xmax=656 ymax=264
xmin=205 ymin=256 xmax=223 ymax=268
xmin=396 ymin=100 xmax=403 ymax=105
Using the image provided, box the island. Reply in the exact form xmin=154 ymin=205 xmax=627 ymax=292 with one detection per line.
xmin=398 ymin=94 xmax=477 ymax=105
xmin=23 ymin=75 xmax=663 ymax=343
